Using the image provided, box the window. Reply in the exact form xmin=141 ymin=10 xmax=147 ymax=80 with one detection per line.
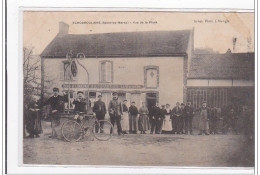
xmin=60 ymin=61 xmax=72 ymax=80
xmin=144 ymin=66 xmax=159 ymax=89
xmin=100 ymin=61 xmax=113 ymax=83
xmin=89 ymin=92 xmax=96 ymax=98
xmin=117 ymin=92 xmax=126 ymax=102
xmin=64 ymin=91 xmax=75 ymax=110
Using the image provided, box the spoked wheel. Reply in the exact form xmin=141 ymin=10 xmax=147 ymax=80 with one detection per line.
xmin=93 ymin=120 xmax=113 ymax=141
xmin=61 ymin=120 xmax=83 ymax=142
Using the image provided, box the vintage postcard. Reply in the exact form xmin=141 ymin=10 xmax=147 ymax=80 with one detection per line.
xmin=22 ymin=11 xmax=254 ymax=167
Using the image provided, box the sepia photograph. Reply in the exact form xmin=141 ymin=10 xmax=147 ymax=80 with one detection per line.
xmin=22 ymin=11 xmax=254 ymax=167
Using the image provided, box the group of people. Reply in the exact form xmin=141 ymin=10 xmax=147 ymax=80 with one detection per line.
xmin=92 ymin=91 xmax=196 ymax=136
xmin=25 ymin=87 xmax=251 ymax=139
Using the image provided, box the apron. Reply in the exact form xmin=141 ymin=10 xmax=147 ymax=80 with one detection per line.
xmin=121 ymin=112 xmax=129 ymax=131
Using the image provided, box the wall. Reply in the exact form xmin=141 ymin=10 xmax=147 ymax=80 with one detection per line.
xmin=187 ymin=79 xmax=254 ymax=87
xmin=43 ymin=56 xmax=184 ymax=107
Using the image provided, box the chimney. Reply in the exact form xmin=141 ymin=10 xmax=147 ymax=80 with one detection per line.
xmin=59 ymin=22 xmax=69 ymax=34
xmin=232 ymin=37 xmax=237 ymax=53
xmin=226 ymin=48 xmax=232 ymax=54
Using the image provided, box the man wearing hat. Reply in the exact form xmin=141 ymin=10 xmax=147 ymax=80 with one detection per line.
xmin=108 ymin=92 xmax=123 ymax=135
xmin=157 ymin=105 xmax=166 ymax=134
xmin=44 ymin=87 xmax=68 ymax=138
xmin=73 ymin=91 xmax=88 ymax=114
xmin=184 ymin=101 xmax=194 ymax=135
xmin=93 ymin=94 xmax=106 ymax=132
xmin=129 ymin=101 xmax=139 ymax=134
xmin=150 ymin=102 xmax=161 ymax=134
xmin=171 ymin=102 xmax=183 ymax=134
xmin=180 ymin=103 xmax=186 ymax=134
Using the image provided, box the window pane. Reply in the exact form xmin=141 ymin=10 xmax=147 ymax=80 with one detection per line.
xmin=60 ymin=62 xmax=64 ymax=80
xmin=106 ymin=62 xmax=112 ymax=82
xmin=101 ymin=62 xmax=106 ymax=82
xmin=146 ymin=69 xmax=157 ymax=88
xmin=64 ymin=63 xmax=71 ymax=80
xmin=89 ymin=92 xmax=96 ymax=98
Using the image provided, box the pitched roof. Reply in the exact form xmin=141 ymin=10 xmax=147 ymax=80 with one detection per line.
xmin=40 ymin=30 xmax=191 ymax=58
xmin=188 ymin=52 xmax=255 ymax=80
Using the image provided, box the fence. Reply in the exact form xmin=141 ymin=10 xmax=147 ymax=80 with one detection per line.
xmin=187 ymin=87 xmax=254 ymax=109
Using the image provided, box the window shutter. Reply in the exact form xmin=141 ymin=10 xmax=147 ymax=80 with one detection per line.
xmin=101 ymin=62 xmax=106 ymax=82
xmin=60 ymin=62 xmax=64 ymax=80
xmin=106 ymin=62 xmax=112 ymax=82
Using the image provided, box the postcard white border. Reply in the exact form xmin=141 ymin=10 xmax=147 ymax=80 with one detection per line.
xmin=5 ymin=0 xmax=257 ymax=174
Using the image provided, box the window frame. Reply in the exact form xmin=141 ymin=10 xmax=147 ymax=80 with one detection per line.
xmin=144 ymin=65 xmax=159 ymax=89
xmin=60 ymin=60 xmax=78 ymax=81
xmin=99 ymin=60 xmax=114 ymax=83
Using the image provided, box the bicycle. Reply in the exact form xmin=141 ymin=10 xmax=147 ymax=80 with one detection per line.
xmin=61 ymin=113 xmax=114 ymax=142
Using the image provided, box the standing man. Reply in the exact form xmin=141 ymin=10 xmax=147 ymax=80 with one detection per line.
xmin=198 ymin=101 xmax=210 ymax=135
xmin=108 ymin=92 xmax=123 ymax=135
xmin=150 ymin=102 xmax=161 ymax=134
xmin=93 ymin=94 xmax=106 ymax=132
xmin=180 ymin=103 xmax=185 ymax=134
xmin=44 ymin=87 xmax=67 ymax=138
xmin=224 ymin=107 xmax=238 ymax=134
xmin=184 ymin=101 xmax=194 ymax=135
xmin=158 ymin=105 xmax=166 ymax=134
xmin=171 ymin=102 xmax=182 ymax=134
xmin=209 ymin=107 xmax=218 ymax=134
xmin=129 ymin=101 xmax=139 ymax=134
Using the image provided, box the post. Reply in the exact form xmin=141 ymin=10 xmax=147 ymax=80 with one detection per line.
xmin=75 ymin=58 xmax=90 ymax=109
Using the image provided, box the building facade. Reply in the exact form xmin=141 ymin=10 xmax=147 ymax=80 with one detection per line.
xmin=187 ymin=52 xmax=255 ymax=109
xmin=40 ymin=22 xmax=194 ymax=113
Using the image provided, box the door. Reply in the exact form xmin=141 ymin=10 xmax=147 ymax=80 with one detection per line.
xmin=146 ymin=93 xmax=157 ymax=115
xmin=118 ymin=92 xmax=126 ymax=103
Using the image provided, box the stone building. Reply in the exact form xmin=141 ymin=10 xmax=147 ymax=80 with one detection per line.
xmin=40 ymin=22 xmax=194 ymax=113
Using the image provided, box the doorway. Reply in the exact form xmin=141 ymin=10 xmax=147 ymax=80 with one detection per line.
xmin=146 ymin=93 xmax=158 ymax=115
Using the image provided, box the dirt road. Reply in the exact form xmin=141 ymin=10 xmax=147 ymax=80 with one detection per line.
xmin=23 ymin=120 xmax=254 ymax=167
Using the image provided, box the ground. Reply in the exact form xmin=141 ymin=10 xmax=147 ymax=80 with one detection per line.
xmin=23 ymin=120 xmax=254 ymax=167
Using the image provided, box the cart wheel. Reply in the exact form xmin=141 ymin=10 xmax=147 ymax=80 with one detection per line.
xmin=61 ymin=120 xmax=83 ymax=142
xmin=93 ymin=120 xmax=113 ymax=141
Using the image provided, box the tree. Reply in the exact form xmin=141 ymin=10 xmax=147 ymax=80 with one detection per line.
xmin=23 ymin=47 xmax=41 ymax=103
xmin=23 ymin=47 xmax=41 ymax=137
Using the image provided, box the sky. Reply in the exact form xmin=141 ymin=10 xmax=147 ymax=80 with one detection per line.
xmin=23 ymin=12 xmax=254 ymax=55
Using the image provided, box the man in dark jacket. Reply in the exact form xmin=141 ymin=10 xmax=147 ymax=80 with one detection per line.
xmin=93 ymin=94 xmax=107 ymax=132
xmin=180 ymin=103 xmax=185 ymax=134
xmin=209 ymin=107 xmax=218 ymax=134
xmin=150 ymin=102 xmax=161 ymax=134
xmin=184 ymin=101 xmax=194 ymax=135
xmin=44 ymin=87 xmax=67 ymax=138
xmin=129 ymin=101 xmax=138 ymax=134
xmin=108 ymin=92 xmax=122 ymax=135
xmin=157 ymin=105 xmax=166 ymax=134
xmin=171 ymin=102 xmax=183 ymax=134
xmin=73 ymin=91 xmax=87 ymax=114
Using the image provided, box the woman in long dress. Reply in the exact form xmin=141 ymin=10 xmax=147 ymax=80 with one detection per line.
xmin=26 ymin=99 xmax=42 ymax=138
xmin=162 ymin=104 xmax=172 ymax=134
xmin=138 ymin=102 xmax=149 ymax=134
xmin=121 ymin=100 xmax=129 ymax=134
xmin=198 ymin=101 xmax=210 ymax=135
